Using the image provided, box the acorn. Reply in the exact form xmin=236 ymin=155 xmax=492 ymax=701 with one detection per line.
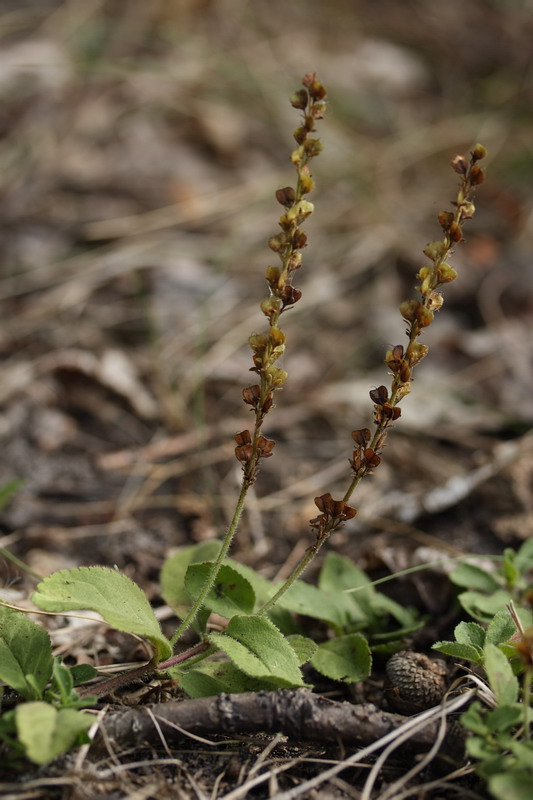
xmin=385 ymin=651 xmax=448 ymax=714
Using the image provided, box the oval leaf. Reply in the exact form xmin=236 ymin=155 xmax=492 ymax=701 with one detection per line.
xmin=185 ymin=562 xmax=255 ymax=619
xmin=32 ymin=567 xmax=171 ymax=661
xmin=311 ymin=633 xmax=371 ymax=683
xmin=484 ymin=643 xmax=519 ymax=706
xmin=209 ymin=615 xmax=304 ymax=687
xmin=160 ymin=541 xmax=222 ymax=613
xmin=16 ymin=703 xmax=92 ymax=765
xmin=0 ymin=605 xmax=53 ymax=699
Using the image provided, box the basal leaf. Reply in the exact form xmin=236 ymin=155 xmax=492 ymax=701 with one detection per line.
xmin=450 ymin=563 xmax=501 ymax=593
xmin=15 ymin=703 xmax=92 ymax=765
xmin=0 ymin=605 xmax=53 ymax=700
xmin=274 ymin=580 xmax=357 ymax=631
xmin=486 ymin=610 xmax=517 ymax=647
xmin=484 ymin=643 xmax=519 ymax=706
xmin=432 ymin=640 xmax=484 ymax=663
xmin=319 ymin=552 xmax=371 ymax=592
xmin=286 ymin=634 xmax=318 ymax=665
xmin=176 ymin=661 xmax=273 ymax=698
xmin=454 ymin=620 xmax=486 ymax=648
xmin=311 ymin=633 xmax=371 ymax=683
xmin=185 ymin=562 xmax=255 ymax=619
xmin=489 ymin=770 xmax=533 ymax=800
xmin=209 ymin=615 xmax=304 ymax=687
xmin=160 ymin=541 xmax=222 ymax=614
xmin=32 ymin=567 xmax=171 ymax=661
xmin=458 ymin=590 xmax=512 ymax=623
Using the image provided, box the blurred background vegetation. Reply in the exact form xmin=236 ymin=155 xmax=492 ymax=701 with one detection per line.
xmin=1 ymin=0 xmax=533 ymax=587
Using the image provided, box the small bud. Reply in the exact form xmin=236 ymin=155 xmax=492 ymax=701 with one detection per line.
xmin=275 ymin=186 xmax=296 ymax=207
xmin=416 ymin=306 xmax=434 ymax=327
xmin=469 ymin=165 xmax=485 ymax=185
xmin=260 ymin=296 xmax=282 ymax=319
xmin=310 ymin=101 xmax=327 ymax=119
xmin=299 ymin=173 xmax=315 ymax=194
xmin=435 ymin=263 xmax=457 ymax=283
xmin=293 ymin=126 xmax=307 ymax=145
xmin=290 ymin=89 xmax=308 ymax=110
xmin=290 ymin=146 xmax=305 ymax=165
xmin=303 ymin=138 xmax=323 ymax=157
xmin=265 ymin=365 xmax=288 ymax=388
xmin=248 ymin=333 xmax=268 ymax=352
xmin=302 ymin=73 xmax=327 ymax=100
xmin=400 ymin=299 xmax=421 ymax=323
xmin=269 ymin=327 xmax=285 ymax=347
xmin=287 ymin=252 xmax=302 ymax=270
xmin=427 ymin=291 xmax=444 ymax=311
xmin=265 ymin=266 xmax=281 ymax=286
xmin=268 ymin=233 xmax=289 ymax=252
xmin=423 ymin=240 xmax=448 ymax=262
xmin=285 ymin=199 xmax=314 ymax=224
xmin=471 ymin=143 xmax=488 ymax=161
xmin=406 ymin=343 xmax=429 ymax=366
xmin=451 ymin=155 xmax=467 ymax=174
xmin=461 ymin=201 xmax=476 ymax=219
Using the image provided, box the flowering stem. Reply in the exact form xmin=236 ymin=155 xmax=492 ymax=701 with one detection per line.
xmin=259 ymin=144 xmax=488 ymax=615
xmin=169 ymin=76 xmax=328 ymax=645
xmin=169 ymin=480 xmax=249 ymax=647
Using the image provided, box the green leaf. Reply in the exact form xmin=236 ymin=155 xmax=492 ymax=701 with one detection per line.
xmin=15 ymin=703 xmax=92 ymax=765
xmin=489 ymin=771 xmax=533 ymax=800
xmin=69 ymin=663 xmax=98 ymax=686
xmin=486 ymin=704 xmax=523 ymax=734
xmin=486 ymin=610 xmax=517 ymax=647
xmin=319 ymin=552 xmax=371 ymax=592
xmin=0 ymin=605 xmax=53 ymax=700
xmin=274 ymin=580 xmax=357 ymax=631
xmin=502 ymin=549 xmax=520 ymax=590
xmin=32 ymin=567 xmax=171 ymax=661
xmin=454 ymin=620 xmax=486 ymax=648
xmin=516 ymin=539 xmax=533 ymax=572
xmin=311 ymin=633 xmax=371 ymax=683
xmin=461 ymin=702 xmax=489 ymax=736
xmin=209 ymin=615 xmax=304 ymax=687
xmin=286 ymin=634 xmax=318 ymax=665
xmin=176 ymin=661 xmax=272 ymax=698
xmin=484 ymin=643 xmax=519 ymax=705
xmin=160 ymin=541 xmax=222 ymax=614
xmin=432 ymin=640 xmax=484 ymax=663
xmin=458 ymin=589 xmax=513 ymax=622
xmin=184 ymin=562 xmax=255 ymax=619
xmin=451 ymin=563 xmax=501 ymax=592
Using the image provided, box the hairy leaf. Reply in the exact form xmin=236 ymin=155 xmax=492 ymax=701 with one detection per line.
xmin=209 ymin=615 xmax=304 ymax=687
xmin=311 ymin=633 xmax=371 ymax=683
xmin=15 ymin=703 xmax=92 ymax=765
xmin=0 ymin=605 xmax=53 ymax=700
xmin=32 ymin=567 xmax=171 ymax=661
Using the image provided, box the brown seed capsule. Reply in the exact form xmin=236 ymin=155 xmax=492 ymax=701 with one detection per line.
xmin=386 ymin=651 xmax=448 ymax=714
